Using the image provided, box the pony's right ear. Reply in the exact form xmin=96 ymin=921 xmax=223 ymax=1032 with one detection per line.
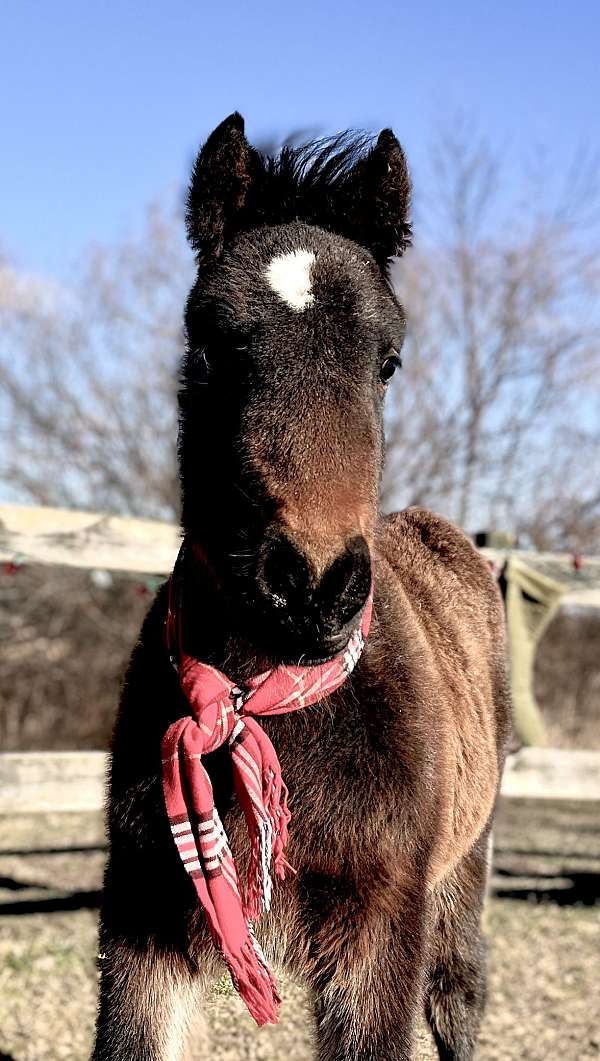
xmin=186 ymin=112 xmax=252 ymax=260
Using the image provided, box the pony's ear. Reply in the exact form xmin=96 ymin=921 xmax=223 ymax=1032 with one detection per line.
xmin=186 ymin=112 xmax=252 ymax=260
xmin=345 ymin=129 xmax=412 ymax=269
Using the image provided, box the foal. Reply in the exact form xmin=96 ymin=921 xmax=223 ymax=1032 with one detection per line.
xmin=93 ymin=113 xmax=510 ymax=1061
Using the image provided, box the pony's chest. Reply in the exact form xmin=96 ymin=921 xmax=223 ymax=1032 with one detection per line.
xmin=268 ymin=691 xmax=408 ymax=791
xmin=260 ymin=699 xmax=420 ymax=868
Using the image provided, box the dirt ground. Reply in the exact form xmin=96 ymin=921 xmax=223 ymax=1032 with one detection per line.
xmin=1 ymin=803 xmax=599 ymax=1061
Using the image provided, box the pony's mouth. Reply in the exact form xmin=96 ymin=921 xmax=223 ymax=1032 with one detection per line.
xmin=259 ymin=602 xmax=367 ymax=668
xmin=231 ymin=526 xmax=373 ymax=664
xmin=297 ymin=627 xmax=356 ymax=665
xmin=185 ymin=539 xmax=369 ymax=667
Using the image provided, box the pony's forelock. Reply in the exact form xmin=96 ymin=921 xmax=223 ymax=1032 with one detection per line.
xmin=241 ymin=131 xmax=375 ymax=231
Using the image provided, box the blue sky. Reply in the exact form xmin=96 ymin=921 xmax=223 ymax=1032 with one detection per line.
xmin=2 ymin=0 xmax=599 ymax=276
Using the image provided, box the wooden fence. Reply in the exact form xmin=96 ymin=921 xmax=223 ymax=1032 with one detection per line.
xmin=1 ymin=502 xmax=599 ymax=817
xmin=1 ymin=747 xmax=599 ymax=817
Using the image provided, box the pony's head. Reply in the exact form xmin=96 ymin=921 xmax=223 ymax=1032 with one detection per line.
xmin=179 ymin=113 xmax=411 ymax=663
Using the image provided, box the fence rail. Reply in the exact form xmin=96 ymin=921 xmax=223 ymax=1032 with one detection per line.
xmin=3 ymin=503 xmax=600 ymax=602
xmin=1 ymin=748 xmax=599 ymax=816
xmin=0 ymin=504 xmax=179 ymax=575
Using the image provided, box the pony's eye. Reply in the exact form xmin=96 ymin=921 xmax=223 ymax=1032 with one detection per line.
xmin=195 ymin=337 xmax=250 ymax=381
xmin=380 ymin=353 xmax=402 ymax=384
xmin=191 ymin=347 xmax=212 ymax=377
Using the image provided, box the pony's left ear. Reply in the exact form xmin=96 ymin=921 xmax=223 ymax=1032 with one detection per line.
xmin=186 ymin=112 xmax=252 ymax=261
xmin=346 ymin=129 xmax=412 ymax=270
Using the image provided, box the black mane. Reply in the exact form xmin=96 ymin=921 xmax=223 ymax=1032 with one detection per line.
xmin=243 ymin=132 xmax=374 ymax=226
xmin=186 ymin=119 xmax=412 ymax=268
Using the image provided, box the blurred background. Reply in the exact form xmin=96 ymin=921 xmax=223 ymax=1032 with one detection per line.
xmin=0 ymin=3 xmax=599 ymax=1060
xmin=1 ymin=0 xmax=599 ymax=752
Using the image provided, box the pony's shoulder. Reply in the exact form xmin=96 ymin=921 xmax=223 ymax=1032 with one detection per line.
xmin=378 ymin=507 xmax=496 ymax=594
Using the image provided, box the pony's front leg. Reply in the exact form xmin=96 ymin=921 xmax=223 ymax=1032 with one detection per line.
xmin=92 ymin=931 xmax=202 ymax=1061
xmin=304 ymin=875 xmax=429 ymax=1061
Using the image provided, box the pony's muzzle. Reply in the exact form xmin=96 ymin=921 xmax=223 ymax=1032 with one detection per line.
xmin=255 ymin=530 xmax=372 ymax=661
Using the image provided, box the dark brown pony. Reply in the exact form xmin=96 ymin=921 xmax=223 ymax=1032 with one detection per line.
xmin=92 ymin=113 xmax=511 ymax=1061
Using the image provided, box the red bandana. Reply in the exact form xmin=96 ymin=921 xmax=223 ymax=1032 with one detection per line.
xmin=161 ymin=547 xmax=372 ymax=1025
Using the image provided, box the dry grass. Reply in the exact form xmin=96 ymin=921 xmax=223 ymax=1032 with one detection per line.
xmin=0 ymin=807 xmax=599 ymax=1061
xmin=0 ymin=902 xmax=598 ymax=1061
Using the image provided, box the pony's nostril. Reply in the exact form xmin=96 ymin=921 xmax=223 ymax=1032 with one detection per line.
xmin=258 ymin=533 xmax=312 ymax=610
xmin=316 ymin=535 xmax=371 ymax=629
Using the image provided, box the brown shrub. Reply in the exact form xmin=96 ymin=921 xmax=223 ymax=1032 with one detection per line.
xmin=1 ymin=566 xmax=598 ymax=752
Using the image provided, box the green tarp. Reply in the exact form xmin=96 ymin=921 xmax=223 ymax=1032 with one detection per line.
xmin=505 ymin=556 xmax=565 ymax=746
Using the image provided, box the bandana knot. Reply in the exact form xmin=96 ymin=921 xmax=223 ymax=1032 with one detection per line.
xmin=161 ymin=547 xmax=372 ymax=1026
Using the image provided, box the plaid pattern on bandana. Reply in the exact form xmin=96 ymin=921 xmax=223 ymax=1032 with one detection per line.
xmin=161 ymin=545 xmax=372 ymax=1026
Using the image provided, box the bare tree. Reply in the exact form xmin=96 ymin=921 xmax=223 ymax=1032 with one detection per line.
xmin=1 ymin=128 xmax=599 ymax=550
xmin=1 ymin=126 xmax=599 ymax=755
xmin=385 ymin=124 xmax=600 ymax=551
xmin=0 ymin=204 xmax=193 ymax=519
